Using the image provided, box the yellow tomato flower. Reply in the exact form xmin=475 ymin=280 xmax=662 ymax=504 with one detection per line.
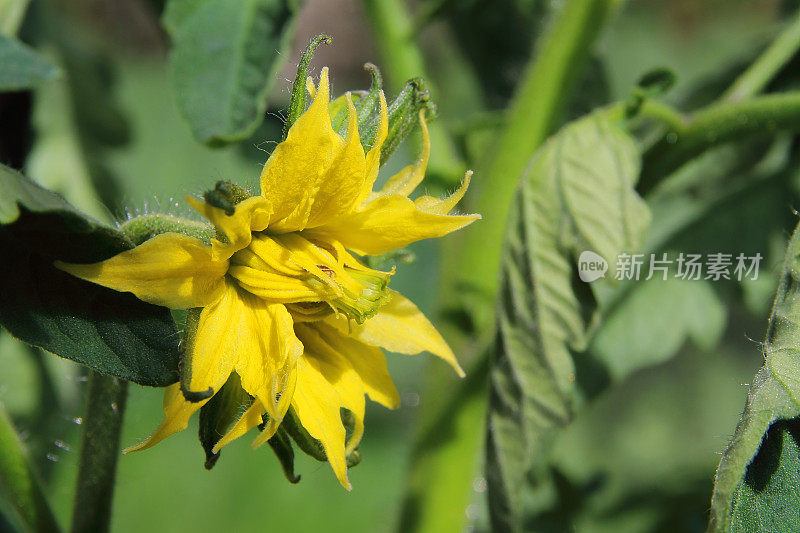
xmin=57 ymin=67 xmax=479 ymax=489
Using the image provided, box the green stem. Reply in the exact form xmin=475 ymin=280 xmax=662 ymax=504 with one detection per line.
xmin=0 ymin=0 xmax=31 ymax=36
xmin=640 ymin=91 xmax=800 ymax=194
xmin=117 ymin=213 xmax=213 ymax=246
xmin=721 ymin=9 xmax=800 ymax=103
xmin=361 ymin=0 xmax=466 ymax=182
xmin=446 ymin=0 xmax=622 ymax=333
xmin=637 ymin=99 xmax=688 ymax=132
xmin=70 ymin=372 xmax=128 ymax=533
xmin=0 ymin=404 xmax=61 ymax=532
xmin=398 ymin=1 xmax=622 ymax=531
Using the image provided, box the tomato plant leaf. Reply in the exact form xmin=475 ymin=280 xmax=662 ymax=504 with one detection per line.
xmin=709 ymin=220 xmax=800 ymax=532
xmin=486 ymin=110 xmax=650 ymax=531
xmin=0 ymin=164 xmax=180 ymax=386
xmin=163 ymin=0 xmax=301 ymax=145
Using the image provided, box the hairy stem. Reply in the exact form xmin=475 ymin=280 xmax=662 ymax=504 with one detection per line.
xmin=0 ymin=404 xmax=61 ymax=532
xmin=70 ymin=372 xmax=128 ymax=533
xmin=118 ymin=213 xmax=213 ymax=246
xmin=721 ymin=9 xmax=800 ymax=103
xmin=640 ymin=91 xmax=800 ymax=194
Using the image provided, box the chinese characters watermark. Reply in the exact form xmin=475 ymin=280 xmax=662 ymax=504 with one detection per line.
xmin=578 ymin=252 xmax=762 ymax=282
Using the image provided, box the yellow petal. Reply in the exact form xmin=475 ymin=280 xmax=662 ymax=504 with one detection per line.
xmin=327 ymin=290 xmax=464 ymax=376
xmin=124 ymin=383 xmax=206 ymax=453
xmin=260 ymin=67 xmax=355 ymax=232
xmin=232 ymin=293 xmax=303 ymax=421
xmin=370 ymin=108 xmax=429 ymax=200
xmin=305 ymin=194 xmax=480 ymax=256
xmin=290 ymin=356 xmax=352 ymax=490
xmin=251 ymin=368 xmax=297 ymax=447
xmin=414 ymin=170 xmax=473 ymax=215
xmin=182 ymin=282 xmax=242 ymax=395
xmin=305 ymin=75 xmax=316 ymax=98
xmin=186 ymin=195 xmax=271 ymax=260
xmin=56 ymin=233 xmax=226 ymax=309
xmin=296 ymin=324 xmax=366 ymax=455
xmin=126 ymin=283 xmax=244 ymax=452
xmin=212 ymin=400 xmax=265 ymax=454
xmin=304 ymin=93 xmax=367 ymax=228
xmin=314 ymin=322 xmax=399 ymax=409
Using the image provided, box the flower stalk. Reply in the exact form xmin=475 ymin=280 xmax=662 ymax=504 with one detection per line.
xmin=70 ymin=372 xmax=128 ymax=533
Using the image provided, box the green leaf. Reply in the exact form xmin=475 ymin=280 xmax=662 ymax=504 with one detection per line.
xmin=709 ymin=220 xmax=800 ymax=532
xmin=728 ymin=418 xmax=800 ymax=532
xmin=0 ymin=33 xmax=59 ymax=91
xmin=0 ymin=164 xmax=180 ymax=386
xmin=591 ymin=277 xmax=726 ymax=381
xmin=486 ymin=110 xmax=650 ymax=532
xmin=163 ymin=0 xmax=301 ymax=145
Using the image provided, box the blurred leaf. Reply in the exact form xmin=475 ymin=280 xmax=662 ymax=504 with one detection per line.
xmin=486 ymin=110 xmax=650 ymax=531
xmin=25 ymin=53 xmax=107 ymax=220
xmin=709 ymin=220 xmax=800 ymax=531
xmin=0 ymin=33 xmax=58 ymax=91
xmin=591 ymin=277 xmax=726 ymax=381
xmin=163 ymin=0 xmax=301 ymax=145
xmin=0 ymin=0 xmax=30 ymax=36
xmin=0 ymin=164 xmax=181 ymax=386
xmin=0 ymin=404 xmax=60 ymax=533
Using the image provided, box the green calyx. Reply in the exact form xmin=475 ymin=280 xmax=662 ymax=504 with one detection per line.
xmin=284 ymin=33 xmax=332 ymax=140
xmin=203 ymin=180 xmax=251 ymax=216
xmin=333 ymin=65 xmax=437 ymax=167
xmin=287 ymin=34 xmax=438 ymax=168
xmin=279 ymin=408 xmax=362 ymax=467
xmin=374 ymin=76 xmax=436 ymax=167
xmin=198 ymin=373 xmax=251 ymax=470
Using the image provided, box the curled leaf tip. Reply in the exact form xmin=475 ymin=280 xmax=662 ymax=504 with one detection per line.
xmin=181 ymin=385 xmax=214 ymax=403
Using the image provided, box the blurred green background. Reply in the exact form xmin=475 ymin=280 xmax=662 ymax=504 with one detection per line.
xmin=0 ymin=0 xmax=794 ymax=531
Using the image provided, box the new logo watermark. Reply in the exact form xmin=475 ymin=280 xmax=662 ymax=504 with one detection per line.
xmin=577 ymin=252 xmax=762 ymax=283
xmin=578 ymin=251 xmax=608 ymax=282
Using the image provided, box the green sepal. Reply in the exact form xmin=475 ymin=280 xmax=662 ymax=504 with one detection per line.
xmin=364 ymin=76 xmax=436 ymax=167
xmin=281 ymin=408 xmax=361 ymax=467
xmin=267 ymin=427 xmax=301 ymax=483
xmin=118 ymin=213 xmax=214 ymax=246
xmin=198 ymin=373 xmax=252 ymax=469
xmin=283 ymin=33 xmax=331 ymax=140
xmin=363 ymin=248 xmax=415 ymax=270
xmin=179 ymin=308 xmax=214 ymax=402
xmin=282 ymin=408 xmax=327 ymax=461
xmin=0 ymin=164 xmax=180 ymax=386
xmin=203 ymin=180 xmax=251 ymax=215
xmin=331 ymin=62 xmax=384 ymax=144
